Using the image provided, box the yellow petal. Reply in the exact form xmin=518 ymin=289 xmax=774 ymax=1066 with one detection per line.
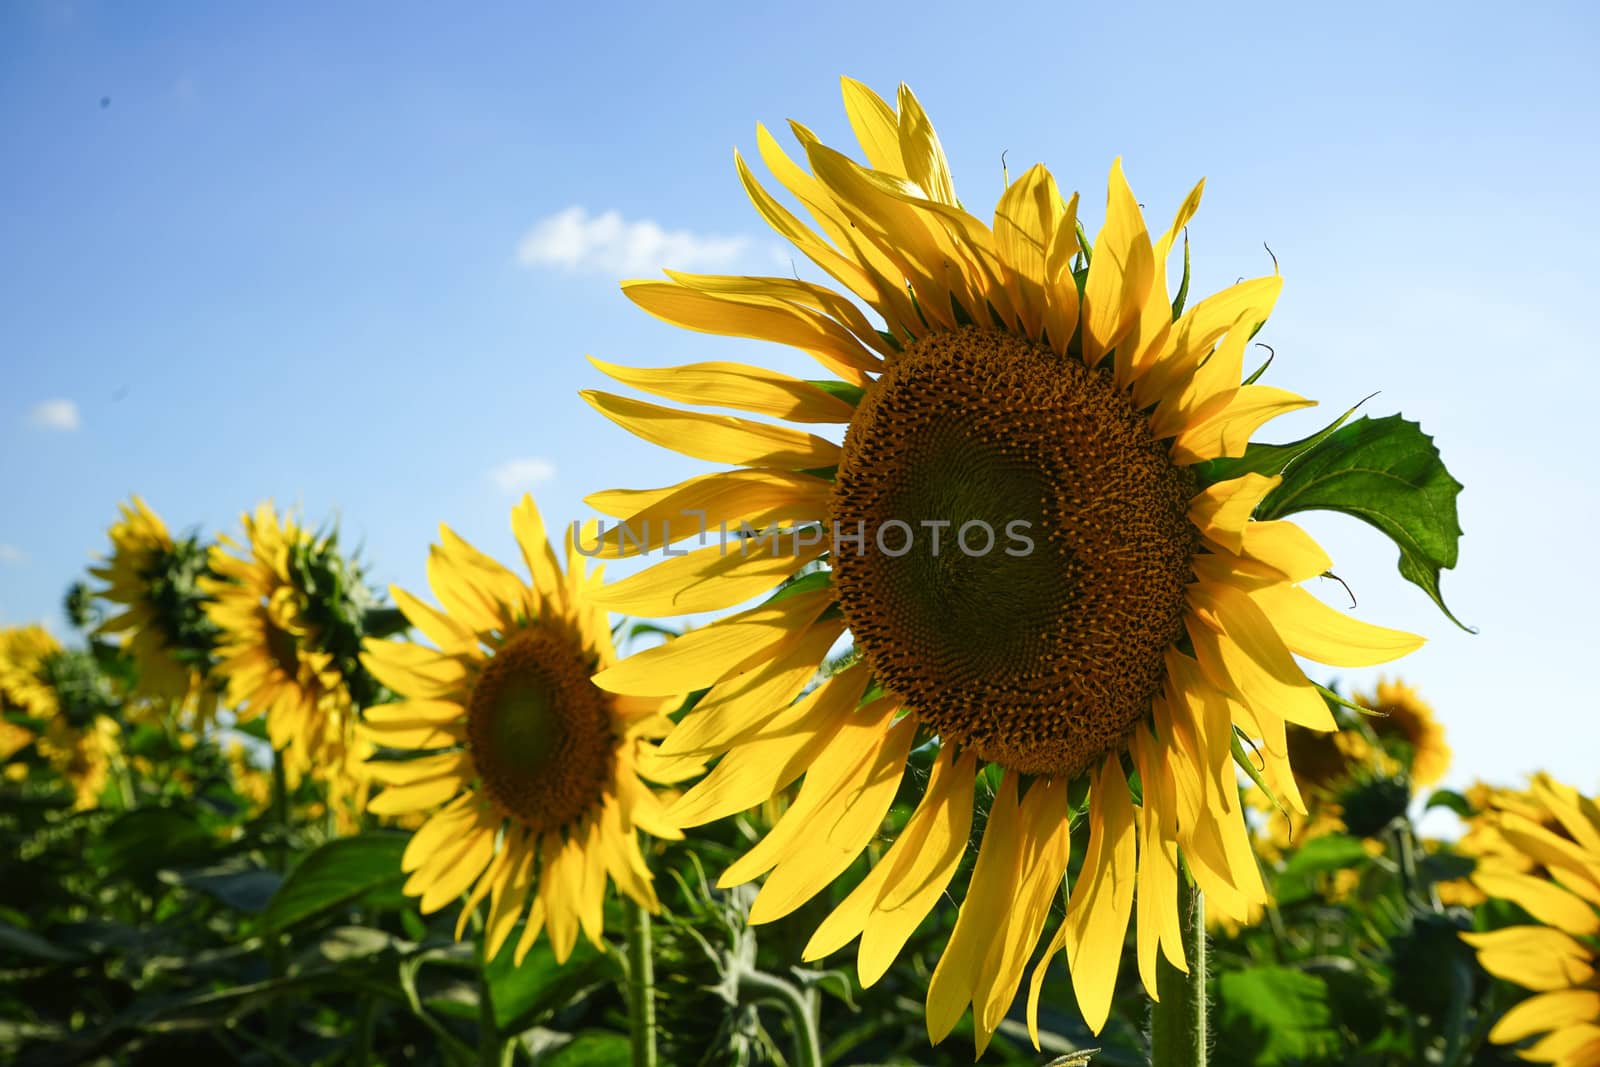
xmin=588 ymin=356 xmax=858 ymax=424
xmin=746 ymin=713 xmax=916 ymax=924
xmin=1472 ymin=869 xmax=1600 ymax=937
xmin=484 ymin=831 xmax=535 ymax=960
xmin=366 ymin=772 xmax=464 ymax=815
xmin=1489 ymin=989 xmax=1600 ymax=1045
xmin=993 ymin=162 xmax=1064 ymax=339
xmin=1462 ymin=926 xmax=1597 ymax=991
xmin=366 ymin=751 xmax=470 ymax=787
xmin=390 ymin=585 xmax=477 ymax=655
xmin=840 ymin=76 xmax=905 ymax=175
xmin=927 ymin=771 xmax=1023 ymax=1045
xmin=978 ymin=776 xmax=1072 ymax=1035
xmin=583 ymin=469 xmax=831 ymax=557
xmin=400 ymin=793 xmax=479 ymax=872
xmin=1171 ymin=386 xmax=1316 ymax=464
xmin=661 ymin=270 xmax=894 ymax=359
xmin=1187 ymin=580 xmax=1336 ymax=731
xmin=669 ymin=654 xmax=866 ymax=824
xmin=802 ymin=748 xmax=976 ymax=985
xmin=659 ymin=618 xmax=847 ymax=760
xmin=510 ymin=494 xmax=567 ymax=614
xmin=1080 ymin=158 xmax=1154 ymax=368
xmin=419 ymin=826 xmax=495 ymax=914
xmin=1189 ymin=474 xmax=1281 ymax=554
xmin=1135 ymin=274 xmax=1282 ymax=411
xmin=622 ymin=281 xmax=879 ymax=387
xmin=894 ymin=83 xmax=956 ymax=206
xmin=718 ymin=695 xmax=902 ymax=889
xmin=361 ymin=639 xmax=469 ymax=700
xmin=1249 ymin=583 xmax=1424 ymax=667
xmin=581 ymin=390 xmax=841 ymax=470
xmin=587 ymin=530 xmax=828 ymax=616
xmin=1062 ymin=756 xmax=1138 ymax=1035
xmin=591 ymin=584 xmax=833 ymax=697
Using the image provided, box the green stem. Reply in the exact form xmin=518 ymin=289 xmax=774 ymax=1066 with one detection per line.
xmin=478 ymin=939 xmax=501 ymax=1067
xmin=739 ymin=969 xmax=821 ymax=1067
xmin=1151 ymin=875 xmax=1207 ymax=1067
xmin=625 ymin=899 xmax=658 ymax=1067
xmin=271 ymin=749 xmax=291 ymax=871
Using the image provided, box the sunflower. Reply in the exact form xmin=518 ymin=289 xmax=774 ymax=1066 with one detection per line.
xmin=203 ymin=504 xmax=359 ymax=780
xmin=90 ymin=496 xmax=220 ymax=725
xmin=36 ymin=715 xmax=122 ymax=810
xmin=1357 ymin=677 xmax=1450 ymax=786
xmin=0 ymin=624 xmax=62 ymax=721
xmin=357 ymin=496 xmax=687 ymax=964
xmin=1439 ymin=778 xmax=1572 ymax=907
xmin=1461 ymin=775 xmax=1600 ymax=1065
xmin=580 ymin=78 xmax=1424 ymax=1050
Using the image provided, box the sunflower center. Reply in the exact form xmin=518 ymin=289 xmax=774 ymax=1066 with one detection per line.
xmin=464 ymin=629 xmax=616 ymax=833
xmin=830 ymin=328 xmax=1198 ymax=778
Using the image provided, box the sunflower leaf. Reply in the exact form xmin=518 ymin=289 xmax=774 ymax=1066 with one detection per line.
xmin=1255 ymin=415 xmax=1470 ymax=631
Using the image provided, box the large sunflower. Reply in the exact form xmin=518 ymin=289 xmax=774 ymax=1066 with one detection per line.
xmin=581 ymin=78 xmax=1424 ymax=1049
xmin=202 ymin=504 xmax=358 ymax=778
xmin=358 ymin=496 xmax=687 ymax=963
xmin=90 ymin=497 xmax=220 ymax=725
xmin=1462 ymin=775 xmax=1600 ymax=1065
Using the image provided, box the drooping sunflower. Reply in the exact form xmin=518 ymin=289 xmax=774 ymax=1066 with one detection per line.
xmin=1357 ymin=677 xmax=1450 ymax=787
xmin=358 ymin=496 xmax=688 ymax=963
xmin=0 ymin=627 xmax=124 ymax=808
xmin=581 ymin=78 xmax=1424 ymax=1049
xmin=1462 ymin=775 xmax=1600 ymax=1065
xmin=202 ymin=504 xmax=361 ymax=781
xmin=90 ymin=496 xmax=220 ymax=725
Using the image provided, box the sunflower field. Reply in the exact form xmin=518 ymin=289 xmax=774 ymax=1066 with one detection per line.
xmin=4 ymin=70 xmax=1598 ymax=1067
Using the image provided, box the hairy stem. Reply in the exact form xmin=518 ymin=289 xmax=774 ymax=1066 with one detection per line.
xmin=625 ymin=899 xmax=658 ymax=1067
xmin=1151 ymin=875 xmax=1207 ymax=1067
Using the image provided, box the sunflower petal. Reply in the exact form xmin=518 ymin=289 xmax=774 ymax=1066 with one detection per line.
xmin=582 ymin=391 xmax=841 ymax=470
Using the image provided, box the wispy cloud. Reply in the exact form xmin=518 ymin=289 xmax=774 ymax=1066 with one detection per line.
xmin=0 ymin=544 xmax=25 ymax=564
xmin=489 ymin=457 xmax=557 ymax=494
xmin=516 ymin=207 xmax=753 ymax=275
xmin=28 ymin=399 xmax=80 ymax=431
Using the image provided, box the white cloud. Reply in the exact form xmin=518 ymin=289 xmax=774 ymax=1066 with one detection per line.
xmin=489 ymin=457 xmax=556 ymax=494
xmin=28 ymin=399 xmax=80 ymax=431
xmin=517 ymin=207 xmax=752 ymax=275
xmin=0 ymin=544 xmax=24 ymax=564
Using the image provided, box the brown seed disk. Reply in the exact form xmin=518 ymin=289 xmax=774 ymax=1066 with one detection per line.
xmin=464 ymin=627 xmax=616 ymax=833
xmin=829 ymin=328 xmax=1198 ymax=778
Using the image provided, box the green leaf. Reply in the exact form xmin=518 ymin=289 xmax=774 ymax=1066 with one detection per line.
xmin=1425 ymin=788 xmax=1474 ymax=817
xmin=540 ymin=1032 xmax=632 ymax=1067
xmin=256 ymin=832 xmax=408 ymax=934
xmin=1280 ymin=834 xmax=1370 ymax=879
xmin=0 ymin=922 xmax=84 ymax=963
xmin=487 ymin=934 xmax=608 ymax=1034
xmin=1256 ymin=415 xmax=1469 ymax=630
xmin=93 ymin=807 xmax=218 ymax=880
xmin=163 ymin=861 xmax=283 ymax=913
xmin=1217 ymin=966 xmax=1342 ymax=1064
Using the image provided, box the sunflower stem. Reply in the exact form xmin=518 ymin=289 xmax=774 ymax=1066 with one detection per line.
xmin=477 ymin=935 xmax=503 ymax=1067
xmin=738 ymin=969 xmax=821 ymax=1067
xmin=1151 ymin=875 xmax=1207 ymax=1067
xmin=624 ymin=898 xmax=658 ymax=1067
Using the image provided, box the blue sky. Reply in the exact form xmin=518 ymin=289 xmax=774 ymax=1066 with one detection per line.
xmin=2 ymin=1 xmax=1596 ymax=804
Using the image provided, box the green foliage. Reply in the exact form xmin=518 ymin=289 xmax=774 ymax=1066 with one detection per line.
xmin=1255 ymin=415 xmax=1469 ymax=630
xmin=257 ymin=831 xmax=410 ymax=934
xmin=1217 ymin=966 xmax=1341 ymax=1064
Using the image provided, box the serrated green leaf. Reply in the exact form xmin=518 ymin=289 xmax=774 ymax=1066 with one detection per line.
xmin=256 ymin=832 xmax=408 ymax=934
xmin=1217 ymin=966 xmax=1342 ymax=1063
xmin=1256 ymin=414 xmax=1468 ymax=630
